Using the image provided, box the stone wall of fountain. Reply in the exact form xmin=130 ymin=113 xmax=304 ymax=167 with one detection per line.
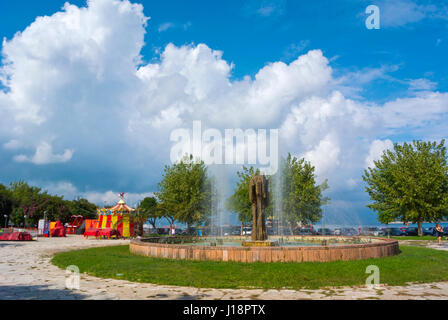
xmin=130 ymin=236 xmax=399 ymax=263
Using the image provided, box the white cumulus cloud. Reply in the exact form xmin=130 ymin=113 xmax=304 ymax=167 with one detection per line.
xmin=13 ymin=141 xmax=74 ymax=165
xmin=365 ymin=139 xmax=394 ymax=168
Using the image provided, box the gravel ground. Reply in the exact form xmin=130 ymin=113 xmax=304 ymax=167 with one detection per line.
xmin=1 ymin=235 xmax=448 ymax=300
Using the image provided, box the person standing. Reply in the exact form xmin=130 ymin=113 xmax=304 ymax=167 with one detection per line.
xmin=435 ymin=223 xmax=444 ymax=246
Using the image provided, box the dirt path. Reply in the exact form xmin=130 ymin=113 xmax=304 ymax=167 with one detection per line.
xmin=1 ymin=235 xmax=447 ymax=300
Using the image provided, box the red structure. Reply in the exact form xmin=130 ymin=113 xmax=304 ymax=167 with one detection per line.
xmin=84 ymin=195 xmax=135 ymax=239
xmin=65 ymin=215 xmax=84 ymax=234
xmin=0 ymin=231 xmax=33 ymax=241
xmin=50 ymin=221 xmax=66 ymax=237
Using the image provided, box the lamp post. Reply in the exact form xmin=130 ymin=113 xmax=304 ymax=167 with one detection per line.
xmin=3 ymin=215 xmax=7 ymax=229
xmin=24 ymin=214 xmax=27 ymax=229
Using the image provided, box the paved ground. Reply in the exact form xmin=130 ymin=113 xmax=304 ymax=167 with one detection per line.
xmin=1 ymin=235 xmax=448 ymax=300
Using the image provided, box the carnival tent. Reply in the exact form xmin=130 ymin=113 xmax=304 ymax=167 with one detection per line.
xmin=84 ymin=197 xmax=135 ymax=238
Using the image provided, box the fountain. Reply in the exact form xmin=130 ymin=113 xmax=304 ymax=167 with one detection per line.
xmin=130 ymin=174 xmax=399 ymax=263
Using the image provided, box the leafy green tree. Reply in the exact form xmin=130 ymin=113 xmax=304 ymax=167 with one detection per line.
xmin=7 ymin=181 xmax=93 ymax=227
xmin=0 ymin=184 xmax=13 ymax=227
xmin=41 ymin=196 xmax=70 ymax=223
xmin=132 ymin=196 xmax=161 ymax=236
xmin=156 ymin=155 xmax=213 ymax=233
xmin=9 ymin=180 xmax=45 ymax=226
xmin=274 ymin=154 xmax=329 ymax=234
xmin=363 ymin=140 xmax=448 ymax=236
xmin=68 ymin=197 xmax=97 ymax=218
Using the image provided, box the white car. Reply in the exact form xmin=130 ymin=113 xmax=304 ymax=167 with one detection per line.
xmin=242 ymin=227 xmax=252 ymax=235
xmin=361 ymin=227 xmax=383 ymax=236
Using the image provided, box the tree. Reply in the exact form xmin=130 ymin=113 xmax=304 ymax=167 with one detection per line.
xmin=363 ymin=140 xmax=448 ymax=236
xmin=226 ymin=166 xmax=259 ymax=231
xmin=9 ymin=180 xmax=46 ymax=226
xmin=135 ymin=197 xmax=160 ymax=235
xmin=0 ymin=184 xmax=13 ymax=227
xmin=7 ymin=181 xmax=89 ymax=227
xmin=274 ymin=154 xmax=329 ymax=234
xmin=156 ymin=155 xmax=213 ymax=234
xmin=68 ymin=197 xmax=97 ymax=219
xmin=131 ymin=207 xmax=147 ymax=237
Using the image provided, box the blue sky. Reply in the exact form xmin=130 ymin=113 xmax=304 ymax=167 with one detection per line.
xmin=0 ymin=0 xmax=447 ymax=225
xmin=2 ymin=0 xmax=446 ymax=90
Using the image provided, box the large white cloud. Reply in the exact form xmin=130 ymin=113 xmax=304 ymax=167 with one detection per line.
xmin=0 ymin=0 xmax=447 ymax=223
xmin=365 ymin=139 xmax=394 ymax=169
xmin=0 ymin=0 xmax=148 ymax=168
xmin=134 ymin=44 xmax=332 ymax=129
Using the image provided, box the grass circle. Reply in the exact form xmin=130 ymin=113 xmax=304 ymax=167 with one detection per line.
xmin=51 ymin=245 xmax=448 ymax=289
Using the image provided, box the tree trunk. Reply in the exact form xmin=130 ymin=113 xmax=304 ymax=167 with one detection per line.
xmin=139 ymin=221 xmax=144 ymax=237
xmin=133 ymin=221 xmax=142 ymax=237
xmin=289 ymin=222 xmax=294 ymax=236
xmin=149 ymin=219 xmax=157 ymax=230
xmin=418 ymin=219 xmax=423 ymax=237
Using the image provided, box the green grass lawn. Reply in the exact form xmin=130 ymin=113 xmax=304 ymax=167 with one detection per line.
xmin=51 ymin=245 xmax=448 ymax=290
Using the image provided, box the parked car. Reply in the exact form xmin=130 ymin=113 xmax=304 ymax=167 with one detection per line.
xmin=181 ymin=227 xmax=197 ymax=236
xmin=405 ymin=227 xmax=419 ymax=236
xmin=174 ymin=228 xmax=184 ymax=235
xmin=297 ymin=227 xmax=315 ymax=235
xmin=317 ymin=228 xmax=332 ymax=235
xmin=222 ymin=227 xmax=231 ymax=236
xmin=341 ymin=228 xmax=358 ymax=236
xmin=146 ymin=228 xmax=159 ymax=236
xmin=333 ymin=228 xmax=341 ymax=236
xmin=383 ymin=227 xmax=404 ymax=236
xmin=231 ymin=227 xmax=241 ymax=236
xmin=360 ymin=227 xmax=383 ymax=236
xmin=156 ymin=228 xmax=170 ymax=235
xmin=423 ymin=227 xmax=435 ymax=236
xmin=242 ymin=227 xmax=252 ymax=235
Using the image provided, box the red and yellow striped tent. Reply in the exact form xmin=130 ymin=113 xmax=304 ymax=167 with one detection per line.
xmin=97 ymin=199 xmax=135 ymax=238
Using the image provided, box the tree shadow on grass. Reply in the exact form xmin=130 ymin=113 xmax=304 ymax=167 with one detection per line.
xmin=0 ymin=285 xmax=87 ymax=300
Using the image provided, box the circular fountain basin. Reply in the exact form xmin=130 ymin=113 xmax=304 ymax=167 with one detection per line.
xmin=130 ymin=236 xmax=399 ymax=263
